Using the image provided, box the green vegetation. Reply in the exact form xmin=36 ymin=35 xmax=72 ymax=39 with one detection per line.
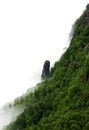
xmin=4 ymin=4 xmax=89 ymax=130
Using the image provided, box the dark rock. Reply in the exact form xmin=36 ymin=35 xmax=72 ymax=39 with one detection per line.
xmin=80 ymin=11 xmax=89 ymax=28
xmin=41 ymin=60 xmax=50 ymax=80
xmin=80 ymin=16 xmax=89 ymax=27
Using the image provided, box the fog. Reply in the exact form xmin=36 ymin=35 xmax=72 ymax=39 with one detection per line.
xmin=0 ymin=104 xmax=24 ymax=130
xmin=0 ymin=0 xmax=89 ymax=129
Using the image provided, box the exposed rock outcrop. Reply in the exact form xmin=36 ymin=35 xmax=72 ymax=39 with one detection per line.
xmin=80 ymin=11 xmax=89 ymax=28
xmin=41 ymin=60 xmax=50 ymax=80
xmin=78 ymin=5 xmax=89 ymax=28
xmin=73 ymin=5 xmax=89 ymax=36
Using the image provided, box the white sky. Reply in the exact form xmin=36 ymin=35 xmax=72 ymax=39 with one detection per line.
xmin=0 ymin=0 xmax=88 ymax=107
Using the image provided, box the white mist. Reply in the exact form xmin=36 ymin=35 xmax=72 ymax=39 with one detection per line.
xmin=0 ymin=104 xmax=24 ymax=130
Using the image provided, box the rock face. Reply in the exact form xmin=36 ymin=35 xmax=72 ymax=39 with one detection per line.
xmin=73 ymin=5 xmax=89 ymax=36
xmin=78 ymin=5 xmax=89 ymax=28
xmin=80 ymin=11 xmax=89 ymax=28
xmin=41 ymin=60 xmax=50 ymax=80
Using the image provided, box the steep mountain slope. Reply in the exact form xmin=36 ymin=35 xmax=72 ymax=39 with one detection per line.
xmin=4 ymin=4 xmax=89 ymax=130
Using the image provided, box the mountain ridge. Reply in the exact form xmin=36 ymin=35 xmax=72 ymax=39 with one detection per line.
xmin=4 ymin=4 xmax=89 ymax=130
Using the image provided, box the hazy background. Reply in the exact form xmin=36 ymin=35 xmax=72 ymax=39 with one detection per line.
xmin=0 ymin=0 xmax=88 ymax=107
